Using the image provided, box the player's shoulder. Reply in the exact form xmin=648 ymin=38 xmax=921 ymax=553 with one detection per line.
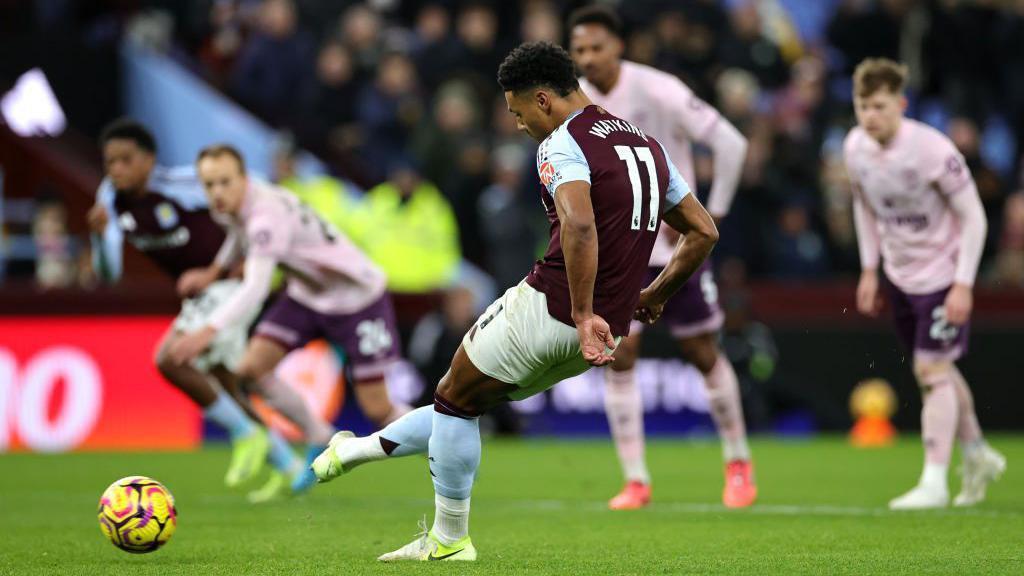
xmin=843 ymin=126 xmax=869 ymax=155
xmin=904 ymin=118 xmax=957 ymax=152
xmin=623 ymin=60 xmax=681 ymax=85
xmin=150 ymin=165 xmax=199 ymax=187
xmin=538 ymin=114 xmax=585 ymax=161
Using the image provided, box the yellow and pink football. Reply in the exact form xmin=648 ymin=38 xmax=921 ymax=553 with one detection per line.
xmin=97 ymin=476 xmax=177 ymax=553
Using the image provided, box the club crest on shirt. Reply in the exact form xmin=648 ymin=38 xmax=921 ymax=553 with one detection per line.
xmin=539 ymin=161 xmax=555 ymax=186
xmin=155 ymin=202 xmax=179 ymax=229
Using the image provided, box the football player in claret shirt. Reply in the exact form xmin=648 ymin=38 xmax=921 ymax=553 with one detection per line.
xmin=310 ymin=41 xmax=718 ymax=562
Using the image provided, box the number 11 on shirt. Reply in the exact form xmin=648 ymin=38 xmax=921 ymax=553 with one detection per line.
xmin=614 ymin=145 xmax=659 ymax=231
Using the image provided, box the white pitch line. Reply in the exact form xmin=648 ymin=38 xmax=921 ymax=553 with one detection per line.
xmin=189 ymin=494 xmax=1023 ymax=519
xmin=498 ymin=499 xmax=1024 ymax=519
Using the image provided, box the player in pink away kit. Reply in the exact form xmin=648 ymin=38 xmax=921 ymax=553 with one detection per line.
xmin=310 ymin=42 xmax=718 ymax=561
xmin=844 ymin=59 xmax=1006 ymax=509
xmin=569 ymin=6 xmax=755 ymax=509
xmin=88 ymin=119 xmax=318 ymax=495
xmin=169 ymin=145 xmax=411 ymax=502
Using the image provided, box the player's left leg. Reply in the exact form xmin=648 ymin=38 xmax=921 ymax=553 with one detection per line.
xmin=949 ymin=366 xmax=1006 ymax=507
xmin=667 ymin=262 xmax=755 ymax=507
xmin=376 ymin=347 xmax=515 ymax=562
xmin=677 ymin=332 xmax=756 ymax=508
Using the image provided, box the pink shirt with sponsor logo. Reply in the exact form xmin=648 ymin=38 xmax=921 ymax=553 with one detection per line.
xmin=580 ymin=60 xmax=720 ymax=266
xmin=213 ymin=179 xmax=386 ymax=318
xmin=844 ymin=119 xmax=975 ymax=295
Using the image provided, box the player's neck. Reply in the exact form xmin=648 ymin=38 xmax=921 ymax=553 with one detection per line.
xmin=554 ymin=91 xmax=593 ymax=123
xmin=592 ymin=61 xmax=622 ymax=95
xmin=874 ymin=117 xmax=904 ymax=148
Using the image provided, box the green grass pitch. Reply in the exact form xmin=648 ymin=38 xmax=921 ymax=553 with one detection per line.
xmin=1 ymin=436 xmax=1022 ymax=575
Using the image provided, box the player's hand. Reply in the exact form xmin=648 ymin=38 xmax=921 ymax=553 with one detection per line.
xmin=944 ymin=283 xmax=973 ymax=326
xmin=575 ymin=314 xmax=617 ymax=367
xmin=87 ymin=204 xmax=109 ymax=234
xmin=633 ymin=287 xmax=665 ymax=325
xmin=856 ymin=270 xmax=883 ymax=317
xmin=178 ymin=267 xmax=217 ymax=298
xmin=167 ymin=326 xmax=216 ymax=366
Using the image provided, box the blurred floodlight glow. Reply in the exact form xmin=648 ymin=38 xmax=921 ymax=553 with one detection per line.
xmin=1 ymin=69 xmax=66 ymax=137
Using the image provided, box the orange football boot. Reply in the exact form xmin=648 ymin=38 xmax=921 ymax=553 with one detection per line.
xmin=723 ymin=460 xmax=757 ymax=508
xmin=608 ymin=480 xmax=652 ymax=510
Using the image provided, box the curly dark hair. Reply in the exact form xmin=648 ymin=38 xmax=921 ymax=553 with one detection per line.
xmin=567 ymin=5 xmax=623 ymax=38
xmin=497 ymin=41 xmax=579 ymax=97
xmin=100 ymin=118 xmax=157 ymax=153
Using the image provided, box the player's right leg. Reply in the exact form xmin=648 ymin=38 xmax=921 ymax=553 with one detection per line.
xmin=236 ymin=335 xmax=336 ymax=500
xmin=603 ymin=330 xmax=652 ymax=510
xmin=154 ymin=328 xmax=269 ymax=488
xmin=890 ymin=358 xmax=958 ymax=509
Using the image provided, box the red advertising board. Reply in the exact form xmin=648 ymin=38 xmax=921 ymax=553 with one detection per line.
xmin=0 ymin=316 xmax=201 ymax=452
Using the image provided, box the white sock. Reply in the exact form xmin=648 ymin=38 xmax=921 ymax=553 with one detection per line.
xmin=335 ymin=432 xmax=387 ymax=471
xmin=961 ymin=439 xmax=987 ymax=460
xmin=203 ymin=391 xmax=257 ymax=440
xmin=431 ymin=494 xmax=470 ymax=545
xmin=919 ymin=462 xmax=949 ymax=493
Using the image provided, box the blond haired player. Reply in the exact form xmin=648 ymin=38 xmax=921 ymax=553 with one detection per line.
xmin=568 ymin=5 xmax=754 ymax=509
xmin=844 ymin=58 xmax=1006 ymax=509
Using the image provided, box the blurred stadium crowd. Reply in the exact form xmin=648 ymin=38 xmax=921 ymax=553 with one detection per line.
xmin=3 ymin=0 xmax=1024 ymax=293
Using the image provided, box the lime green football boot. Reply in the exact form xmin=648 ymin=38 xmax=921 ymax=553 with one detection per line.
xmin=224 ymin=427 xmax=270 ymax=488
xmin=377 ymin=519 xmax=477 ymax=562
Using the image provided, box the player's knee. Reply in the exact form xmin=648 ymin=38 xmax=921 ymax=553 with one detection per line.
xmin=153 ymin=342 xmax=177 ymax=378
xmin=913 ymin=359 xmax=953 ymax=393
xmin=435 ymin=376 xmax=484 ymax=418
xmin=679 ymin=335 xmax=718 ymax=374
xmin=609 ymin=335 xmax=640 ymax=370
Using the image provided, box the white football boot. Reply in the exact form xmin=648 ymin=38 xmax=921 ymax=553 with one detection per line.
xmin=377 ymin=518 xmax=477 ymax=562
xmin=954 ymin=444 xmax=1006 ymax=507
xmin=889 ymin=483 xmax=949 ymax=510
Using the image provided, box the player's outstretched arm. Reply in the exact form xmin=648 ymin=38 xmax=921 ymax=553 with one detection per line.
xmin=635 ymin=195 xmax=718 ymax=324
xmin=554 ymin=180 xmax=616 ymax=366
xmin=167 ymin=253 xmax=276 ymax=365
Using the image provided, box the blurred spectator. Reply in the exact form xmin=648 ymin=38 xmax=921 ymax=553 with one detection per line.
xmin=357 ymin=51 xmax=423 ymax=183
xmin=447 ymin=2 xmax=506 ymax=104
xmin=301 ymin=39 xmax=365 ymax=179
xmin=948 ymin=117 xmax=1006 ymax=235
xmin=339 ymin=4 xmax=385 ymax=80
xmin=273 ymin=142 xmax=355 ymax=235
xmin=989 ymin=192 xmax=1024 ymax=288
xmin=32 ymin=202 xmax=76 ymax=289
xmin=720 ymin=1 xmax=790 ymax=89
xmin=521 ymin=1 xmax=562 ymax=44
xmin=411 ymin=4 xmax=461 ymax=93
xmin=770 ymin=200 xmax=830 ymax=279
xmin=478 ymin=143 xmax=542 ymax=291
xmin=347 ymin=159 xmax=461 ymax=294
xmin=229 ymin=0 xmax=314 ymax=128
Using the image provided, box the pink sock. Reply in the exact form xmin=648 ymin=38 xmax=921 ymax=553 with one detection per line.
xmin=704 ymin=356 xmax=751 ymax=462
xmin=918 ymin=370 xmax=958 ymax=466
xmin=604 ymin=368 xmax=650 ymax=484
xmin=256 ymin=374 xmax=334 ymax=444
xmin=950 ymin=367 xmax=983 ymax=446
